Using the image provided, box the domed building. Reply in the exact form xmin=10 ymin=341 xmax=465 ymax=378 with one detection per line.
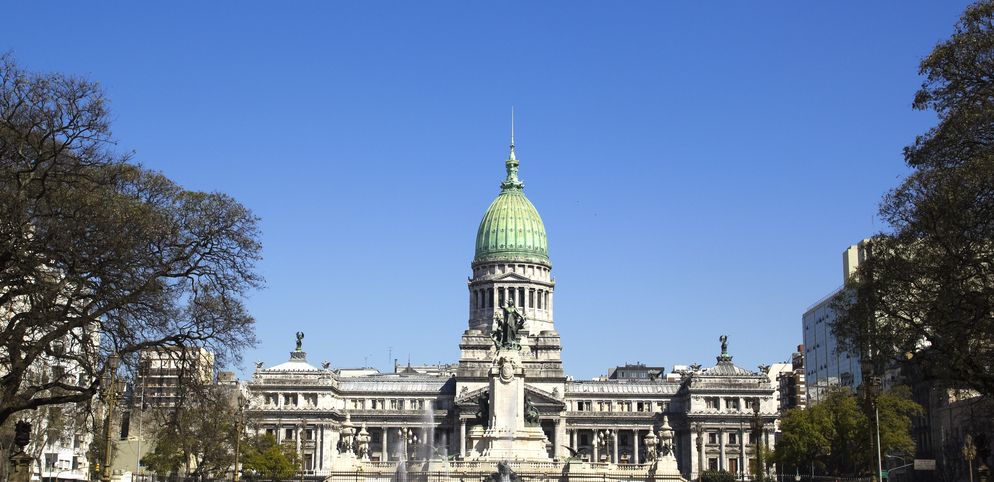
xmin=246 ymin=136 xmax=780 ymax=481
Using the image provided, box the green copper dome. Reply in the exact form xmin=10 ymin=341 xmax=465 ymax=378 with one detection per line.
xmin=473 ymin=142 xmax=550 ymax=265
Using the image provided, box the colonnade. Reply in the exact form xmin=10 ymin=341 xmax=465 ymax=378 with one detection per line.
xmin=564 ymin=427 xmax=653 ymax=465
xmin=470 ymin=286 xmax=552 ymax=312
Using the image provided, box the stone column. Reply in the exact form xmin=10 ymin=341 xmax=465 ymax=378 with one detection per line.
xmin=381 ymin=427 xmax=389 ymax=462
xmin=459 ymin=419 xmax=467 ymax=458
xmin=612 ymin=430 xmax=619 ymax=463
xmin=719 ymin=429 xmax=725 ymax=471
xmin=554 ymin=418 xmax=566 ymax=460
xmin=739 ymin=427 xmax=746 ymax=477
xmin=633 ymin=429 xmax=640 ymax=465
xmin=593 ymin=430 xmax=599 ymax=462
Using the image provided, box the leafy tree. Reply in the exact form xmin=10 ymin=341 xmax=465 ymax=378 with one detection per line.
xmin=831 ymin=0 xmax=994 ymax=397
xmin=0 ymin=53 xmax=262 ymax=426
xmin=142 ymin=384 xmax=239 ymax=477
xmin=774 ymin=388 xmax=921 ymax=476
xmin=700 ymin=469 xmax=736 ymax=482
xmin=241 ymin=434 xmax=300 ymax=482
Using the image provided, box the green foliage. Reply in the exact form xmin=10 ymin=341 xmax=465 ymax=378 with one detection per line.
xmin=831 ymin=0 xmax=994 ymax=398
xmin=241 ymin=434 xmax=300 ymax=482
xmin=142 ymin=385 xmax=238 ymax=477
xmin=774 ymin=388 xmax=921 ymax=476
xmin=700 ymin=469 xmax=736 ymax=482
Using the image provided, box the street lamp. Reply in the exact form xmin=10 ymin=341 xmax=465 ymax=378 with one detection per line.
xmin=233 ymin=393 xmax=249 ymax=482
xmin=964 ymin=434 xmax=977 ymax=482
xmin=860 ymin=369 xmax=885 ymax=482
xmin=100 ymin=355 xmax=121 ymax=482
xmin=751 ymin=403 xmax=765 ymax=482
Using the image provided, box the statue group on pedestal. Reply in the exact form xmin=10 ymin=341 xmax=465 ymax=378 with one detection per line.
xmin=491 ymin=299 xmax=525 ymax=351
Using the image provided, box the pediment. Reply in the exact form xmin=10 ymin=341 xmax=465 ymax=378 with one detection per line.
xmin=455 ymin=385 xmax=488 ymax=405
xmin=524 ymin=385 xmax=566 ymax=410
xmin=492 ymin=272 xmax=532 ymax=282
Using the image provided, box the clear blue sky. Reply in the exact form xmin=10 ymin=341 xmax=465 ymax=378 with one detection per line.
xmin=4 ymin=1 xmax=973 ymax=380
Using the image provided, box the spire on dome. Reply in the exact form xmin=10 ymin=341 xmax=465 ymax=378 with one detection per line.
xmin=501 ymin=107 xmax=524 ymax=190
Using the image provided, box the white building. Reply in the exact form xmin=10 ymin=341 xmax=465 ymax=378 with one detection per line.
xmin=247 ymin=140 xmax=781 ymax=480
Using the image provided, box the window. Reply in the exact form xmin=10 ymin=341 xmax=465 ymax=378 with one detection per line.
xmin=285 ymin=428 xmax=295 ymax=440
xmin=708 ymin=458 xmax=719 ymax=471
xmin=529 ymin=290 xmax=534 ymax=308
xmin=304 ymin=429 xmax=314 ymax=441
xmin=725 ymin=398 xmax=740 ymax=410
xmin=708 ymin=432 xmax=718 ymax=444
xmin=265 ymin=393 xmax=278 ymax=405
xmin=538 ymin=291 xmax=543 ymax=309
xmin=390 ymin=399 xmax=400 ymax=410
xmin=728 ymin=458 xmax=739 ymax=474
xmin=283 ymin=394 xmax=298 ymax=406
xmin=728 ymin=433 xmax=737 ymax=444
xmin=705 ymin=397 xmax=719 ymax=409
xmin=304 ymin=394 xmax=318 ymax=406
xmin=748 ymin=433 xmax=757 ymax=445
xmin=518 ymin=288 xmax=525 ymax=307
xmin=266 ymin=428 xmax=276 ymax=437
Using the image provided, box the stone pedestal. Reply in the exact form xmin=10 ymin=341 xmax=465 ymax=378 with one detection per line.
xmin=8 ymin=452 xmax=33 ymax=482
xmin=473 ymin=350 xmax=550 ymax=461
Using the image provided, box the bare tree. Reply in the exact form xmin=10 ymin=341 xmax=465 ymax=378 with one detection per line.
xmin=0 ymin=53 xmax=263 ymax=426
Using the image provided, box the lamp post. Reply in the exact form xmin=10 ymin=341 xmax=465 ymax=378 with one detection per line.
xmin=860 ymin=368 xmax=884 ymax=482
xmin=751 ymin=403 xmax=765 ymax=482
xmin=964 ymin=434 xmax=977 ymax=482
xmin=299 ymin=418 xmax=307 ymax=482
xmin=100 ymin=355 xmax=121 ymax=482
xmin=233 ymin=393 xmax=249 ymax=482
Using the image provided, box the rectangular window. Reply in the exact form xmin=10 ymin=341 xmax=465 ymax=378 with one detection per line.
xmin=705 ymin=397 xmax=719 ymax=409
xmin=728 ymin=458 xmax=739 ymax=474
xmin=285 ymin=428 xmax=294 ymax=440
xmin=498 ymin=288 xmax=505 ymax=307
xmin=518 ymin=288 xmax=525 ymax=307
xmin=725 ymin=398 xmax=739 ymax=410
xmin=708 ymin=458 xmax=719 ymax=471
xmin=728 ymin=433 xmax=737 ymax=444
xmin=538 ymin=291 xmax=543 ymax=309
xmin=529 ymin=290 xmax=534 ymax=308
xmin=708 ymin=433 xmax=718 ymax=444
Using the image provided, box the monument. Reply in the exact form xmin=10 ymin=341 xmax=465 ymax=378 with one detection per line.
xmin=470 ymin=307 xmax=550 ymax=460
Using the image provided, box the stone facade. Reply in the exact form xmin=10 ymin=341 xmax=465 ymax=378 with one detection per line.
xmin=245 ymin=141 xmax=779 ymax=480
